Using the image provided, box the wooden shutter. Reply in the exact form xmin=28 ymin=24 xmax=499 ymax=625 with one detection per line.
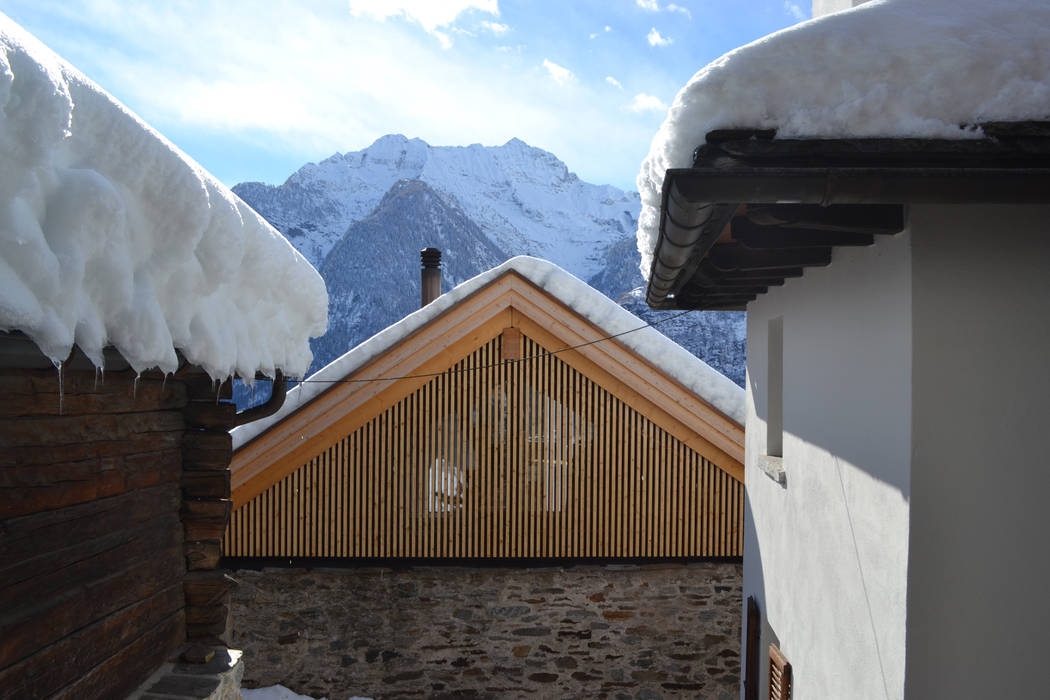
xmin=769 ymin=643 xmax=792 ymax=700
xmin=744 ymin=596 xmax=760 ymax=700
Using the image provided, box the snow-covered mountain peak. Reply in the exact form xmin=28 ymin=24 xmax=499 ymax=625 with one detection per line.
xmin=234 ymin=135 xmax=638 ymax=276
xmin=231 ymin=139 xmax=745 ymax=405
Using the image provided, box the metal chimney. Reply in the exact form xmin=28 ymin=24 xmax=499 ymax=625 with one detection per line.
xmin=421 ymin=248 xmax=442 ymax=307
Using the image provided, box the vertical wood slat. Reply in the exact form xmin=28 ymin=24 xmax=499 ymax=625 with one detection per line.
xmin=225 ymin=332 xmax=743 ymax=560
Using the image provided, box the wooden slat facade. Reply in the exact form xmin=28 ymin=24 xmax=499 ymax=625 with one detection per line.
xmin=225 ymin=331 xmax=743 ymax=559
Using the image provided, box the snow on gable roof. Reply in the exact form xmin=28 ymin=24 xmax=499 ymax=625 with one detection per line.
xmin=0 ymin=14 xmax=327 ymax=380
xmin=636 ymin=0 xmax=1050 ymax=275
xmin=232 ymin=255 xmax=744 ymax=449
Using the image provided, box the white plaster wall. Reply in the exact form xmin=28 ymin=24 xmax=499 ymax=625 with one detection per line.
xmin=906 ymin=204 xmax=1050 ymax=699
xmin=742 ymin=231 xmax=911 ymax=700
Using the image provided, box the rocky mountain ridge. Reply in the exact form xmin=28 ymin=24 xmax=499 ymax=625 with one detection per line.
xmin=233 ymin=135 xmax=744 ymax=399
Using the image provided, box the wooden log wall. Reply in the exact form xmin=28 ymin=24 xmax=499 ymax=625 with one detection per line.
xmin=226 ymin=332 xmax=743 ymax=559
xmin=0 ymin=354 xmax=239 ymax=700
xmin=0 ymin=366 xmax=187 ymax=700
xmin=181 ymin=373 xmax=237 ymax=647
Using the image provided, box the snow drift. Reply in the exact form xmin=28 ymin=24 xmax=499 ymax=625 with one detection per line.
xmin=0 ymin=13 xmax=327 ymax=380
xmin=636 ymin=0 xmax=1050 ymax=275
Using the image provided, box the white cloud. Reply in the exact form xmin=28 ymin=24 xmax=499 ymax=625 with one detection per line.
xmin=434 ymin=30 xmax=453 ymax=48
xmin=348 ymin=0 xmax=499 ymax=45
xmin=628 ymin=93 xmax=668 ymax=112
xmin=606 ymin=76 xmax=623 ymax=89
xmin=24 ymin=0 xmax=664 ymax=190
xmin=667 ymin=4 xmax=692 ymax=19
xmin=637 ymin=0 xmax=690 ymax=18
xmin=481 ymin=20 xmax=509 ymax=34
xmin=543 ymin=59 xmax=575 ymax=86
xmin=784 ymin=2 xmax=807 ymax=21
xmin=647 ymin=27 xmax=672 ymax=46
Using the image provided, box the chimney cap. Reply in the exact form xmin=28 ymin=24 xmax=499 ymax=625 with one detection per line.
xmin=421 ymin=248 xmax=442 ymax=268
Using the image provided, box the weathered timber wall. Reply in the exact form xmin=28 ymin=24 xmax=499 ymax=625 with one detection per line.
xmin=232 ymin=562 xmax=742 ymax=700
xmin=0 ymin=354 xmax=238 ymax=700
xmin=0 ymin=366 xmax=188 ymax=699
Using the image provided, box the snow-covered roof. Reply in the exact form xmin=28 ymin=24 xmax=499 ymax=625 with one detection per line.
xmin=233 ymin=255 xmax=744 ymax=449
xmin=0 ymin=14 xmax=327 ymax=380
xmin=636 ymin=0 xmax=1050 ymax=274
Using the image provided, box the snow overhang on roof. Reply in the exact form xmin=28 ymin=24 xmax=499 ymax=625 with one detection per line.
xmin=0 ymin=15 xmax=327 ymax=381
xmin=646 ymin=124 xmax=1050 ymax=310
xmin=635 ymin=0 xmax=1050 ymax=308
xmin=233 ymin=255 xmax=745 ymax=450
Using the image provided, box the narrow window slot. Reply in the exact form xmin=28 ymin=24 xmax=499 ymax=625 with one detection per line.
xmin=767 ymin=317 xmax=783 ymax=458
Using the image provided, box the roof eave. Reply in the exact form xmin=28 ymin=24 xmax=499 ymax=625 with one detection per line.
xmin=646 ymin=127 xmax=1050 ymax=310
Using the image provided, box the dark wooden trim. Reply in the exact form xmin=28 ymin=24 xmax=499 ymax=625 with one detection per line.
xmin=732 ymin=217 xmax=875 ymax=249
xmin=744 ymin=596 xmax=760 ymax=700
xmin=647 ymin=123 xmax=1050 ymax=310
xmin=708 ymin=244 xmax=832 ymax=273
xmin=745 ymin=203 xmax=904 ymax=233
xmin=222 ymin=555 xmax=744 ymax=570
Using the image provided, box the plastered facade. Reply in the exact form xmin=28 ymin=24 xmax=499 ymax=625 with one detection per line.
xmin=741 ymin=203 xmax=1050 ymax=698
xmin=742 ymin=231 xmax=912 ymax=700
xmin=905 ymin=204 xmax=1050 ymax=698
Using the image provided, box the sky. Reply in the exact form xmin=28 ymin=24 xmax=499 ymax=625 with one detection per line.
xmin=2 ymin=0 xmax=809 ymax=192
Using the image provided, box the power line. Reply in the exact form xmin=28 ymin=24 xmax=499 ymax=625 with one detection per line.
xmin=270 ymin=309 xmax=695 ymax=386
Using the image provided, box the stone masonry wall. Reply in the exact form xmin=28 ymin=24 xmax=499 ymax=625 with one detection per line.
xmin=231 ymin=562 xmax=741 ymax=699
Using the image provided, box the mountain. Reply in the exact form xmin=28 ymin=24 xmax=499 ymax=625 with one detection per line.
xmin=232 ymin=135 xmax=744 ymax=406
xmin=617 ymin=289 xmax=747 ymax=388
xmin=234 ymin=134 xmax=639 ymax=278
xmin=586 ymin=233 xmax=647 ymax=298
xmin=314 ymin=179 xmax=506 ymax=369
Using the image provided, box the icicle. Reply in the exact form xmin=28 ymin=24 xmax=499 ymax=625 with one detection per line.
xmin=161 ymin=373 xmax=168 ymax=392
xmin=214 ymin=378 xmax=221 ymax=405
xmin=93 ymin=365 xmax=101 ymax=390
xmin=55 ymin=360 xmax=64 ymax=416
xmin=132 ymin=373 xmax=141 ymax=400
xmin=250 ymin=381 xmax=256 ymax=407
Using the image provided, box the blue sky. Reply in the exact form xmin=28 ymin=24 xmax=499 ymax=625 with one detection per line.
xmin=3 ymin=0 xmax=809 ymax=191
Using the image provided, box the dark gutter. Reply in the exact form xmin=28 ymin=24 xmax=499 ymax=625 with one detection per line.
xmin=231 ymin=370 xmax=287 ymax=428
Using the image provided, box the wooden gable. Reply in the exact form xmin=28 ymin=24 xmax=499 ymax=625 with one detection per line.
xmin=228 ymin=271 xmax=744 ymax=558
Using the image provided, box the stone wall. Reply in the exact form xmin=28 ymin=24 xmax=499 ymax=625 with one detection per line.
xmin=231 ymin=562 xmax=741 ymax=699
